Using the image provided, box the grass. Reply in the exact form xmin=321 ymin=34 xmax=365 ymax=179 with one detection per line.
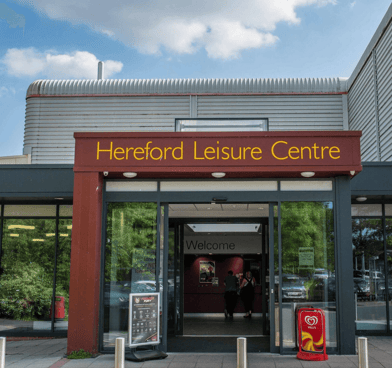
xmin=67 ymin=349 xmax=93 ymax=359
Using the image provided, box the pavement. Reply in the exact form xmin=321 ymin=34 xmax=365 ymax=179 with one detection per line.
xmin=3 ymin=336 xmax=392 ymax=368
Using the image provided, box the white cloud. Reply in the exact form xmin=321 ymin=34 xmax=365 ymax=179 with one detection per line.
xmin=1 ymin=48 xmax=123 ymax=79
xmin=16 ymin=0 xmax=337 ymax=60
xmin=350 ymin=2 xmax=356 ymax=9
xmin=0 ymin=86 xmax=15 ymax=98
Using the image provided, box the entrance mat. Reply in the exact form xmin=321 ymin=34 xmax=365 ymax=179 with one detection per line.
xmin=167 ymin=336 xmax=269 ymax=353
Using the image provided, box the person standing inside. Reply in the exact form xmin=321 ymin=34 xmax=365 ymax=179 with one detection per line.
xmin=240 ymin=271 xmax=256 ymax=318
xmin=224 ymin=270 xmax=238 ymax=319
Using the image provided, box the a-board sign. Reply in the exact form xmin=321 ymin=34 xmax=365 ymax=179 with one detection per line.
xmin=297 ymin=308 xmax=328 ymax=361
xmin=129 ymin=293 xmax=160 ymax=347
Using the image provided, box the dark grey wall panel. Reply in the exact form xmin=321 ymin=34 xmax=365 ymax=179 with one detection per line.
xmin=351 ymin=162 xmax=392 ymax=194
xmin=0 ymin=165 xmax=74 ymax=198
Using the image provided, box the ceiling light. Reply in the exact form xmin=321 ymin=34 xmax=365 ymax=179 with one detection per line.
xmin=46 ymin=233 xmax=56 ymax=237
xmin=209 ymin=253 xmax=213 ymax=255
xmin=60 ymin=234 xmax=69 ymax=237
xmin=356 ymin=196 xmax=367 ymax=202
xmin=8 ymin=225 xmax=35 ymax=230
xmin=10 ymin=234 xmax=19 ymax=237
xmin=301 ymin=172 xmax=315 ymax=178
xmin=123 ymin=172 xmax=137 ymax=178
xmin=32 ymin=239 xmax=44 ymax=242
xmin=211 ymin=172 xmax=226 ymax=178
xmin=188 ymin=223 xmax=261 ymax=233
xmin=54 ymin=197 xmax=64 ymax=200
xmin=66 ymin=225 xmax=72 ymax=230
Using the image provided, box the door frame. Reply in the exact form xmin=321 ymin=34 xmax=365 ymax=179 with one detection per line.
xmin=163 ymin=209 xmax=272 ymax=351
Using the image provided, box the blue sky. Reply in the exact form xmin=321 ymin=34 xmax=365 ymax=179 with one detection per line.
xmin=0 ymin=0 xmax=391 ymax=157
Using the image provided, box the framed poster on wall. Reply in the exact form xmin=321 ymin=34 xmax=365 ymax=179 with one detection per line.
xmin=199 ymin=261 xmax=215 ymax=283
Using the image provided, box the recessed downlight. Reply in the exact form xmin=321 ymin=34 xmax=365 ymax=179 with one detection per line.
xmin=356 ymin=196 xmax=367 ymax=202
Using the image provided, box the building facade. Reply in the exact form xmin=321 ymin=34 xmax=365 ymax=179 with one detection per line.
xmin=0 ymin=3 xmax=391 ymax=356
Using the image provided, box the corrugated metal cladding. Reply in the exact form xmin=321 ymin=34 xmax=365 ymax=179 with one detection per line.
xmin=348 ymin=56 xmax=377 ymax=161
xmin=26 ymin=78 xmax=347 ymax=96
xmin=376 ymin=21 xmax=392 ymax=161
xmin=24 ymin=96 xmax=190 ymax=164
xmin=197 ymin=95 xmax=344 ymax=131
xmin=348 ymin=17 xmax=392 ymax=162
xmin=25 ymin=77 xmax=347 ymax=165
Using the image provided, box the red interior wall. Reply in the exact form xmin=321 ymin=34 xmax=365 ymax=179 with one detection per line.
xmin=184 ymin=255 xmax=262 ymax=313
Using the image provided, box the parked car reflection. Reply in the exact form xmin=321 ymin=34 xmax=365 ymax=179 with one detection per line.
xmin=376 ymin=280 xmax=392 ymax=301
xmin=281 ymin=274 xmax=306 ymax=302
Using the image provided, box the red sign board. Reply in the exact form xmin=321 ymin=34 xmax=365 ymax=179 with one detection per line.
xmin=297 ymin=308 xmax=328 ymax=361
xmin=74 ymin=131 xmax=362 ymax=178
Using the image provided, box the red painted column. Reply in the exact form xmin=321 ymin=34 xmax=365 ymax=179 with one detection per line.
xmin=67 ymin=171 xmax=103 ymax=354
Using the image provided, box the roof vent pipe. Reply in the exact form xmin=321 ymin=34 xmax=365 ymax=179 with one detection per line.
xmin=97 ymin=61 xmax=104 ymax=80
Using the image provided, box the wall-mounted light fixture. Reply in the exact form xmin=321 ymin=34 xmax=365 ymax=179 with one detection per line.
xmin=301 ymin=171 xmax=315 ymax=178
xmin=356 ymin=196 xmax=367 ymax=202
xmin=211 ymin=172 xmax=226 ymax=178
xmin=123 ymin=172 xmax=137 ymax=178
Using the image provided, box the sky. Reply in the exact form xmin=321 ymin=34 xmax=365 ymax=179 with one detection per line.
xmin=0 ymin=0 xmax=391 ymax=157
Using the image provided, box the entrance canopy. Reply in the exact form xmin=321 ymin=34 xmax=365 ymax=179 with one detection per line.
xmin=74 ymin=131 xmax=362 ymax=179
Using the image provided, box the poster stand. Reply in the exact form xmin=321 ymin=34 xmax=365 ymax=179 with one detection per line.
xmin=127 ymin=292 xmax=167 ymax=362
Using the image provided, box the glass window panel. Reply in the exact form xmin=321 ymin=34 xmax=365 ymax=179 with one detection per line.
xmin=176 ymin=119 xmax=268 ymax=132
xmin=0 ymin=219 xmax=56 ymax=332
xmin=351 ymin=204 xmax=382 ymax=217
xmin=103 ymin=203 xmax=157 ymax=348
xmin=161 ymin=181 xmax=277 ymax=192
xmin=273 ymin=205 xmax=280 ymax=348
xmin=385 ymin=219 xmax=392 ymax=331
xmin=59 ymin=205 xmax=73 ymax=217
xmin=4 ymin=205 xmax=56 ymax=217
xmin=280 ymin=181 xmax=332 ymax=191
xmin=352 ymin=218 xmax=386 ymax=332
xmin=385 ymin=205 xmax=392 ymax=216
xmin=280 ymin=202 xmax=336 ymax=350
xmin=106 ymin=182 xmax=158 ymax=192
xmin=54 ymin=219 xmax=72 ymax=331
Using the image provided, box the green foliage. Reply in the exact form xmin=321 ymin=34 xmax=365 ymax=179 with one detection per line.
xmin=277 ymin=202 xmax=335 ymax=275
xmin=105 ymin=203 xmax=158 ymax=283
xmin=0 ymin=262 xmax=53 ymax=319
xmin=0 ymin=218 xmax=72 ymax=321
xmin=67 ymin=349 xmax=93 ymax=359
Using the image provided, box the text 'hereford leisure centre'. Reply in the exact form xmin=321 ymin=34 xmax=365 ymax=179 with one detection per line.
xmin=96 ymin=140 xmax=341 ymax=162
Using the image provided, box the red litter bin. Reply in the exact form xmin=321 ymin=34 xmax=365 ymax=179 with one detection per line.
xmin=297 ymin=307 xmax=328 ymax=361
xmin=49 ymin=296 xmax=65 ymax=320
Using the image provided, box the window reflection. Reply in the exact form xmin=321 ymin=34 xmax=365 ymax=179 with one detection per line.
xmin=352 ymin=218 xmax=386 ymax=332
xmin=1 ymin=219 xmax=56 ymax=332
xmin=103 ymin=202 xmax=157 ymax=348
xmin=280 ymin=202 xmax=336 ymax=350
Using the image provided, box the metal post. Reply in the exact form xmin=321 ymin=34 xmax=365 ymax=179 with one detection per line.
xmin=358 ymin=337 xmax=368 ymax=368
xmin=0 ymin=337 xmax=5 ymax=368
xmin=114 ymin=337 xmax=125 ymax=368
xmin=237 ymin=337 xmax=247 ymax=368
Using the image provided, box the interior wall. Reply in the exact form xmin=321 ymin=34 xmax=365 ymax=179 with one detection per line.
xmin=183 ymin=255 xmax=263 ymax=313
